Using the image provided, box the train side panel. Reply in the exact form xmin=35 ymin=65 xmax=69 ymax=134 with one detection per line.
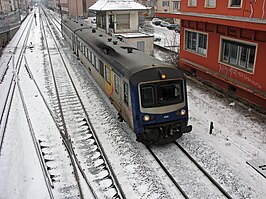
xmin=62 ymin=24 xmax=134 ymax=129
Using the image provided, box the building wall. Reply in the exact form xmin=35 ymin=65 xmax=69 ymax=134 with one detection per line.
xmin=181 ymin=0 xmax=266 ymax=19
xmin=180 ymin=20 xmax=266 ymax=93
xmin=157 ymin=0 xmax=181 ymax=13
xmin=123 ymin=36 xmax=154 ymax=55
xmin=69 ymin=0 xmax=83 ymax=18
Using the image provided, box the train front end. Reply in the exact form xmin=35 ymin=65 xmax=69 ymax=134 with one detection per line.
xmin=130 ymin=67 xmax=192 ymax=145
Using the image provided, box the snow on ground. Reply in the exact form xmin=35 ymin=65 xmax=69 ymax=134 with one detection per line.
xmin=0 ymin=8 xmax=265 ymax=199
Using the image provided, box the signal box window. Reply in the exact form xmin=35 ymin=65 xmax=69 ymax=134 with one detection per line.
xmin=229 ymin=0 xmax=242 ymax=7
xmin=141 ymin=87 xmax=155 ymax=107
xmin=137 ymin=41 xmax=145 ymax=52
xmin=116 ymin=14 xmax=130 ymax=30
xmin=185 ymin=30 xmax=207 ymax=56
xmin=221 ymin=39 xmax=256 ymax=73
xmin=188 ymin=0 xmax=197 ymax=6
xmin=123 ymin=82 xmax=129 ymax=106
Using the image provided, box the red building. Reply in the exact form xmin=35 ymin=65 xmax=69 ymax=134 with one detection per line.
xmin=157 ymin=0 xmax=266 ymax=109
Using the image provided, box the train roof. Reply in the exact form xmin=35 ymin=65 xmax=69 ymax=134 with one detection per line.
xmin=62 ymin=19 xmax=184 ymax=80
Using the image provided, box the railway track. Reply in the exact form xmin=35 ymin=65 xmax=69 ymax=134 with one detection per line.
xmin=147 ymin=142 xmax=233 ymax=199
xmin=0 ymin=13 xmax=34 ymax=154
xmin=19 ymin=7 xmax=125 ymax=198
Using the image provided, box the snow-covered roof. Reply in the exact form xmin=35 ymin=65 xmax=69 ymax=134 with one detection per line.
xmin=89 ymin=0 xmax=148 ymax=11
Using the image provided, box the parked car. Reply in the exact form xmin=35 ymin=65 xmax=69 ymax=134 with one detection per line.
xmin=153 ymin=37 xmax=161 ymax=42
xmin=167 ymin=24 xmax=179 ymax=30
xmin=154 ymin=20 xmax=162 ymax=26
xmin=152 ymin=18 xmax=161 ymax=24
xmin=174 ymin=27 xmax=180 ymax=33
xmin=160 ymin=21 xmax=171 ymax=27
xmin=0 ymin=11 xmax=5 ymax=20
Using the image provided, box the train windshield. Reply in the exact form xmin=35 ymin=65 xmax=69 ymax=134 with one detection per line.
xmin=140 ymin=80 xmax=184 ymax=108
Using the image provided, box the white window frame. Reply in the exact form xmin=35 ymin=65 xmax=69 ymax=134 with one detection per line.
xmin=219 ymin=37 xmax=257 ymax=74
xmin=205 ymin=0 xmax=216 ymax=8
xmin=173 ymin=1 xmax=181 ymax=10
xmin=162 ymin=1 xmax=170 ymax=7
xmin=184 ymin=29 xmax=208 ymax=57
xmin=228 ymin=0 xmax=242 ymax=8
xmin=188 ymin=0 xmax=197 ymax=6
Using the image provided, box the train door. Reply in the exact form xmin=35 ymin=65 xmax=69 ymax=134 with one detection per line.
xmin=72 ymin=33 xmax=76 ymax=53
xmin=72 ymin=34 xmax=79 ymax=57
xmin=121 ymin=80 xmax=133 ymax=128
xmin=113 ymin=72 xmax=122 ymax=111
xmin=104 ymin=64 xmax=113 ymax=96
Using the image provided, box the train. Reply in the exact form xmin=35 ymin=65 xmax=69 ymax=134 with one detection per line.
xmin=61 ymin=18 xmax=192 ymax=145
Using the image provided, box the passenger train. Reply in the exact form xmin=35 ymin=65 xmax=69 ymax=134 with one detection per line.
xmin=61 ymin=18 xmax=192 ymax=145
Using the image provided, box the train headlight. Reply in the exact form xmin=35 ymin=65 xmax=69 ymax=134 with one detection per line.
xmin=143 ymin=115 xmax=150 ymax=121
xmin=180 ymin=109 xmax=186 ymax=115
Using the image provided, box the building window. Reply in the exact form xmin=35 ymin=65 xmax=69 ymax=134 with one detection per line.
xmin=185 ymin=30 xmax=207 ymax=56
xmin=99 ymin=60 xmax=104 ymax=77
xmin=123 ymin=82 xmax=129 ymax=106
xmin=137 ymin=41 xmax=145 ymax=52
xmin=188 ymin=0 xmax=197 ymax=6
xmin=221 ymin=39 xmax=256 ymax=72
xmin=114 ymin=74 xmax=120 ymax=94
xmin=205 ymin=0 xmax=216 ymax=7
xmin=173 ymin=1 xmax=181 ymax=10
xmin=162 ymin=1 xmax=169 ymax=7
xmin=229 ymin=0 xmax=242 ymax=7
xmin=105 ymin=65 xmax=111 ymax=84
xmin=116 ymin=14 xmax=130 ymax=30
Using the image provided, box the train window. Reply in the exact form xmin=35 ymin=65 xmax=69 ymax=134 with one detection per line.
xmin=77 ymin=40 xmax=80 ymax=50
xmin=123 ymin=82 xmax=129 ymax=106
xmin=114 ymin=74 xmax=120 ymax=94
xmin=105 ymin=65 xmax=111 ymax=83
xmin=93 ymin=55 xmax=98 ymax=70
xmin=91 ymin=53 xmax=94 ymax=66
xmin=89 ymin=51 xmax=92 ymax=63
xmin=83 ymin=45 xmax=86 ymax=54
xmin=95 ymin=56 xmax=99 ymax=71
xmin=158 ymin=81 xmax=184 ymax=105
xmin=141 ymin=86 xmax=155 ymax=107
xmin=86 ymin=48 xmax=89 ymax=59
xmin=99 ymin=61 xmax=104 ymax=77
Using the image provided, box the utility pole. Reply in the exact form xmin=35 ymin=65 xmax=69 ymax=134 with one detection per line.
xmin=76 ymin=0 xmax=78 ymax=20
